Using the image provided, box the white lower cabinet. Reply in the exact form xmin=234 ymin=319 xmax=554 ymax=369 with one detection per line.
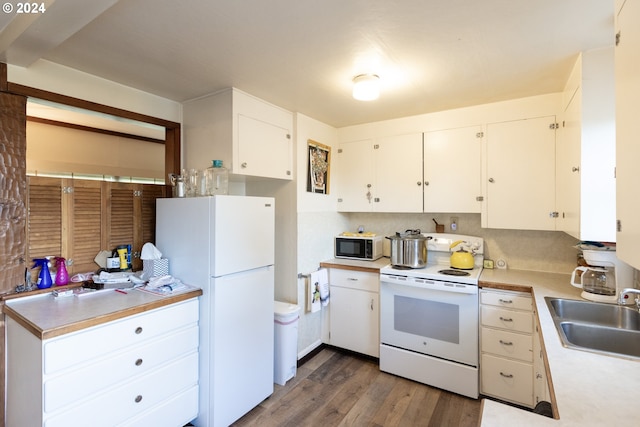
xmin=480 ymin=288 xmax=535 ymax=408
xmin=533 ymin=315 xmax=552 ymax=407
xmin=6 ymin=298 xmax=200 ymax=427
xmin=328 ymin=268 xmax=380 ymax=357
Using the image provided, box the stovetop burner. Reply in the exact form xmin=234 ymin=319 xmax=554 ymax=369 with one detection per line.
xmin=438 ymin=269 xmax=471 ymax=277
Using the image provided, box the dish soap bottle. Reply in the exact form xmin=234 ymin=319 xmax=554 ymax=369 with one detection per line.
xmin=54 ymin=257 xmax=69 ymax=286
xmin=32 ymin=258 xmax=53 ymax=289
xmin=206 ymin=160 xmax=229 ymax=195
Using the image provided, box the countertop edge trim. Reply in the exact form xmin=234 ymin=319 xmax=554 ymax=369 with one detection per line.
xmin=4 ymin=289 xmax=202 ymax=340
xmin=319 ymin=262 xmax=382 ymax=273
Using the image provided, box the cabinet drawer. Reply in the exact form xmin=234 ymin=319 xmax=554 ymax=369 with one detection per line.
xmin=44 ymin=351 xmax=198 ymax=427
xmin=480 ymin=290 xmax=532 ymax=311
xmin=44 ymin=325 xmax=199 ymax=413
xmin=481 ymin=353 xmax=533 ymax=407
xmin=329 ymin=269 xmax=378 ymax=292
xmin=121 ymin=384 xmax=199 ymax=427
xmin=481 ymin=327 xmax=533 ymax=362
xmin=481 ymin=306 xmax=533 ymax=334
xmin=44 ymin=298 xmax=198 ymax=374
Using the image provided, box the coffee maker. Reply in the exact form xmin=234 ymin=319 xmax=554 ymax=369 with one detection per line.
xmin=570 ymin=250 xmax=634 ymax=304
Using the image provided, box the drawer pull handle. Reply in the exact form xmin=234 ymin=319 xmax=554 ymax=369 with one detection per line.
xmin=499 ymin=317 xmax=513 ymax=322
xmin=499 ymin=340 xmax=513 ymax=346
xmin=498 ymin=299 xmax=513 ymax=304
xmin=135 ymin=358 xmax=143 ymax=366
xmin=135 ymin=327 xmax=143 ymax=334
xmin=499 ymin=372 xmax=514 ymax=379
xmin=135 ymin=395 xmax=143 ymax=403
xmin=347 ymin=278 xmax=359 ymax=281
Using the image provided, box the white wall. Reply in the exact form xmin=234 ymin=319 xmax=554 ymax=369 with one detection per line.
xmin=295 ymin=113 xmax=347 ymax=358
xmin=8 ymin=60 xmax=182 ymax=122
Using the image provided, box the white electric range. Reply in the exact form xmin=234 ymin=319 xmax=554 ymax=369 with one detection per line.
xmin=379 ymin=233 xmax=484 ymax=399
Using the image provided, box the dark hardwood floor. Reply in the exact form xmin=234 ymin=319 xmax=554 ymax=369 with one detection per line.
xmin=232 ymin=348 xmax=481 ymax=427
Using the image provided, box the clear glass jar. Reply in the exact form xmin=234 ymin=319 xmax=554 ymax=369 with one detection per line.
xmin=205 ymin=160 xmax=229 ymax=195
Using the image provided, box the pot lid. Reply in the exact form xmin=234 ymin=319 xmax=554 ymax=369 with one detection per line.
xmin=391 ymin=229 xmax=430 ymax=240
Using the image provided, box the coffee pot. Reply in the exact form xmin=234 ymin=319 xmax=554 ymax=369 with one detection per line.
xmin=570 ymin=250 xmax=634 ymax=304
xmin=571 ymin=266 xmax=615 ymax=296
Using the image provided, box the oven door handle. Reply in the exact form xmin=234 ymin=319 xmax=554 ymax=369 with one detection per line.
xmin=380 ymin=274 xmax=477 ymax=295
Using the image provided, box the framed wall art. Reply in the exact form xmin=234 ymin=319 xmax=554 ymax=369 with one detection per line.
xmin=306 ymin=139 xmax=331 ymax=194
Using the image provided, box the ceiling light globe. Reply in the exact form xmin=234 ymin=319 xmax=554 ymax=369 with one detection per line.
xmin=352 ymin=74 xmax=380 ymax=101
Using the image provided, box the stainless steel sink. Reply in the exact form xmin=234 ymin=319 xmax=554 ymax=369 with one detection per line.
xmin=547 ymin=297 xmax=640 ymax=331
xmin=545 ymin=297 xmax=640 ymax=360
xmin=559 ymin=322 xmax=640 ymax=359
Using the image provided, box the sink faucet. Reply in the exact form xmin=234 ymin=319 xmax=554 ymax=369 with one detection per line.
xmin=618 ymin=288 xmax=640 ymax=310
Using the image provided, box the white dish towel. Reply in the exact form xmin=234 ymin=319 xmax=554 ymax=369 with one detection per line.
xmin=309 ymin=269 xmax=329 ymax=312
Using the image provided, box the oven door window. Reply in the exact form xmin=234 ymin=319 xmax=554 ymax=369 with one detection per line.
xmin=380 ymin=281 xmax=478 ymax=366
xmin=394 ymin=295 xmax=459 ymax=344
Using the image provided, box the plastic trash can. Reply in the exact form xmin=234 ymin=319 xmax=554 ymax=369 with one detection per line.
xmin=274 ymin=301 xmax=300 ymax=386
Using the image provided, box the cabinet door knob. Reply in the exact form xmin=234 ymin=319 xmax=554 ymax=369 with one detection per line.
xmin=572 ymin=166 xmax=580 ymax=172
xmin=135 ymin=395 xmax=143 ymax=403
xmin=417 ymin=181 xmax=422 ymax=186
xmin=424 ymin=181 xmax=429 ymax=186
xmin=241 ymin=162 xmax=247 ymax=168
xmin=135 ymin=358 xmax=143 ymax=366
xmin=488 ymin=178 xmax=495 ymax=183
xmin=135 ymin=327 xmax=143 ymax=334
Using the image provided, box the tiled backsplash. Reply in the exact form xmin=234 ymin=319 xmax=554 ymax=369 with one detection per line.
xmin=342 ymin=212 xmax=581 ymax=274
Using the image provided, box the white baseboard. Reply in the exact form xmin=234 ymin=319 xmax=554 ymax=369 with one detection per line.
xmin=298 ymin=339 xmax=323 ymax=360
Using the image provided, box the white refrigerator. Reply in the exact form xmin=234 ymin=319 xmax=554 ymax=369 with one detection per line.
xmin=156 ymin=195 xmax=275 ymax=427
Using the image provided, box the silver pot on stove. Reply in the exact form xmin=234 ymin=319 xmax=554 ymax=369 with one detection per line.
xmin=386 ymin=229 xmax=432 ymax=269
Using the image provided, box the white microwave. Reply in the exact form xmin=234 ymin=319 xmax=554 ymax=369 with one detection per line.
xmin=335 ymin=235 xmax=383 ymax=261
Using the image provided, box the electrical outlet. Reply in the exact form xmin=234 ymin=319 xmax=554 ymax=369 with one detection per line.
xmin=450 ymin=217 xmax=458 ymax=231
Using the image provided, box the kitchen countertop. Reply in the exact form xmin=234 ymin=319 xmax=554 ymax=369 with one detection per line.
xmin=3 ymin=287 xmax=203 ymax=340
xmin=320 ymin=257 xmax=391 ymax=273
xmin=323 ymin=260 xmax=639 ymax=426
xmin=479 ymin=269 xmax=640 ymax=427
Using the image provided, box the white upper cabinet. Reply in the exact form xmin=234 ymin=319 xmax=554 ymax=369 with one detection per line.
xmin=424 ymin=126 xmax=483 ymax=213
xmin=336 ymin=133 xmax=423 ymax=212
xmin=335 ymin=139 xmax=375 ymax=212
xmin=483 ymin=116 xmax=557 ymax=231
xmin=556 ymin=48 xmax=616 ymax=242
xmin=615 ymin=0 xmax=640 ymax=268
xmin=375 ymin=134 xmax=424 ymax=212
xmin=184 ymin=88 xmax=293 ymax=180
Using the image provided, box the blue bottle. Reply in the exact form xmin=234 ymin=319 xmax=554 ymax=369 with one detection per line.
xmin=32 ymin=258 xmax=53 ymax=289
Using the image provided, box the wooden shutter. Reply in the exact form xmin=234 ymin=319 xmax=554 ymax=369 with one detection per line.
xmin=107 ymin=182 xmax=167 ymax=271
xmin=107 ymin=183 xmax=135 ymax=262
xmin=140 ymin=184 xmax=167 ymax=250
xmin=27 ymin=178 xmax=167 ymax=275
xmin=27 ymin=177 xmax=63 ymax=264
xmin=68 ymin=180 xmax=103 ymax=274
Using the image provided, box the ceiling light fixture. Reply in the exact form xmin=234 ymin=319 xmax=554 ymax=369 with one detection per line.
xmin=352 ymin=74 xmax=380 ymax=101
